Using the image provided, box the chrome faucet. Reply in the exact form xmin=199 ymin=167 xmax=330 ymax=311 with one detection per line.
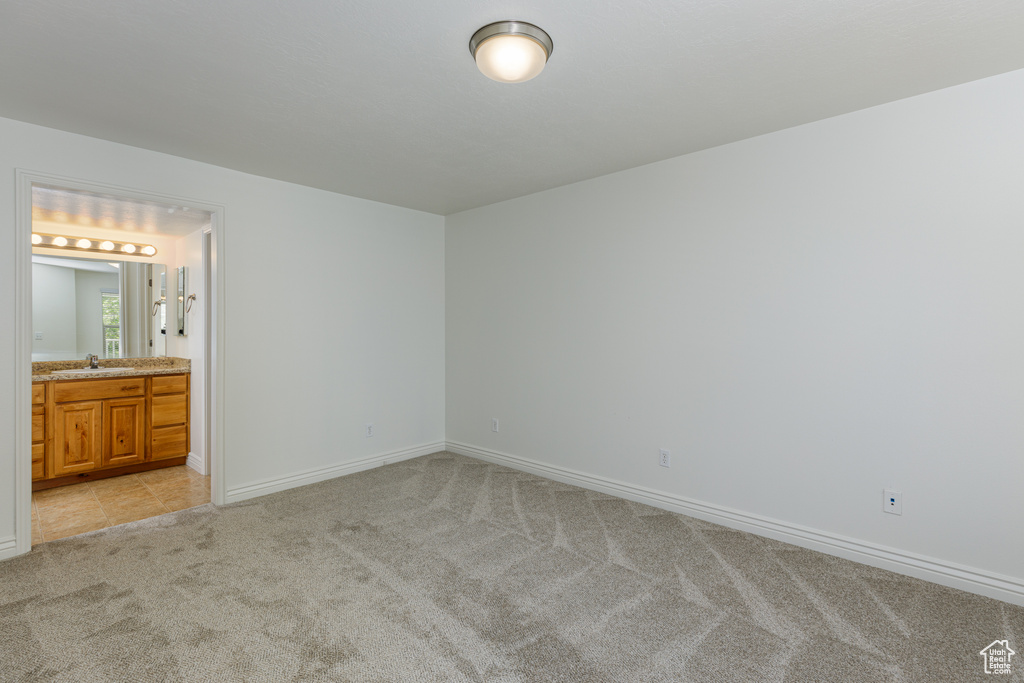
xmin=86 ymin=354 xmax=99 ymax=369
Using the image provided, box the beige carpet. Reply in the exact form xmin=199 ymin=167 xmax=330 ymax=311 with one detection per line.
xmin=1 ymin=451 xmax=1021 ymax=682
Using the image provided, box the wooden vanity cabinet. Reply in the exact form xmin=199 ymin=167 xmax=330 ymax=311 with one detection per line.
xmin=33 ymin=372 xmax=190 ymax=489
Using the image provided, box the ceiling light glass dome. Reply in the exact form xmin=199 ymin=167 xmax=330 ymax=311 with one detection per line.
xmin=470 ymin=21 xmax=553 ymax=83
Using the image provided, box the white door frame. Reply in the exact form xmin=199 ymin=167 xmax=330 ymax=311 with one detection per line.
xmin=14 ymin=169 xmax=227 ymax=556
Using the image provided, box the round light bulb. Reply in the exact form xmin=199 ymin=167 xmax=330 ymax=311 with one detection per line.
xmin=76 ymin=239 xmax=92 ymax=249
xmin=52 ymin=236 xmax=68 ymax=247
xmin=122 ymin=243 xmax=136 ymax=254
xmin=141 ymin=245 xmax=157 ymax=256
xmin=474 ymin=34 xmax=548 ymax=83
xmin=31 ymin=234 xmax=42 ymax=245
xmin=99 ymin=241 xmax=115 ymax=251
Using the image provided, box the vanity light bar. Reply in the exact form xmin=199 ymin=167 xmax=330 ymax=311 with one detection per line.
xmin=31 ymin=232 xmax=157 ymax=257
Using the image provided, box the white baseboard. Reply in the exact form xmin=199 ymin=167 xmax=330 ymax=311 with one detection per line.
xmin=226 ymin=441 xmax=446 ymax=504
xmin=186 ymin=452 xmax=207 ymax=476
xmin=0 ymin=536 xmax=17 ymax=561
xmin=446 ymin=441 xmax=1024 ymax=607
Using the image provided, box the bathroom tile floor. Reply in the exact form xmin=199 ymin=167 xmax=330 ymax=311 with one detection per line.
xmin=32 ymin=466 xmax=210 ymax=545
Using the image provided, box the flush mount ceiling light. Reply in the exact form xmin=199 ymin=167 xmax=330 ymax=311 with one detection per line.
xmin=470 ymin=21 xmax=553 ymax=83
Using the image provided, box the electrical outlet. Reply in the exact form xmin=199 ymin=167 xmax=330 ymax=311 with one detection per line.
xmin=883 ymin=489 xmax=902 ymax=515
xmin=492 ymin=418 xmax=499 ymax=433
xmin=365 ymin=423 xmax=374 ymax=438
xmin=659 ymin=449 xmax=671 ymax=468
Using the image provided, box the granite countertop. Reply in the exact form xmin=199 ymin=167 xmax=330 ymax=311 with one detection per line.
xmin=32 ymin=357 xmax=191 ymax=382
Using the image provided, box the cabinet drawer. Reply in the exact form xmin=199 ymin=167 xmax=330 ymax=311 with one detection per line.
xmin=152 ymin=424 xmax=188 ymax=460
xmin=32 ymin=447 xmax=45 ymax=480
xmin=53 ymin=377 xmax=145 ymax=403
xmin=32 ymin=383 xmax=45 ymax=405
xmin=32 ymin=407 xmax=44 ymax=443
xmin=152 ymin=394 xmax=188 ymax=427
xmin=152 ymin=374 xmax=188 ymax=395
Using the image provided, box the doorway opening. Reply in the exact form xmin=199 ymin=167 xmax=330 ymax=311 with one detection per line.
xmin=14 ymin=171 xmax=225 ymax=552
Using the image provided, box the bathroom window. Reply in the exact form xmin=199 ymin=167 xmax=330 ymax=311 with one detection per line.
xmin=101 ymin=289 xmax=121 ymax=359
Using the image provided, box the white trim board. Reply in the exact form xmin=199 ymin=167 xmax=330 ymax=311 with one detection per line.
xmin=445 ymin=441 xmax=1024 ymax=607
xmin=14 ymin=173 xmax=32 ymax=556
xmin=225 ymin=442 xmax=446 ymax=504
xmin=186 ymin=452 xmax=206 ymax=476
xmin=0 ymin=536 xmax=17 ymax=561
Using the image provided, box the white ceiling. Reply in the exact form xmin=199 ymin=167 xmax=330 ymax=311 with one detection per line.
xmin=32 ymin=184 xmax=212 ymax=237
xmin=3 ymin=0 xmax=1024 ymax=215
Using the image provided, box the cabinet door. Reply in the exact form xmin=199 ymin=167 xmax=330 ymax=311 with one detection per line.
xmin=103 ymin=397 xmax=146 ymax=468
xmin=54 ymin=401 xmax=103 ymax=476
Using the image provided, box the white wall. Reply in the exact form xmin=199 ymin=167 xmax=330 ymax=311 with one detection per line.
xmin=73 ymin=269 xmax=118 ymax=357
xmin=446 ymin=69 xmax=1024 ymax=598
xmin=0 ymin=116 xmax=446 ymax=548
xmin=165 ymin=228 xmax=208 ymax=473
xmin=30 ymin=263 xmax=77 ymax=360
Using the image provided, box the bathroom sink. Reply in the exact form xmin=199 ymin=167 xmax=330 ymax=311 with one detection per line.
xmin=52 ymin=367 xmax=135 ymax=374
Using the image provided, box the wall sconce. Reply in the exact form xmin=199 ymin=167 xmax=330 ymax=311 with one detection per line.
xmin=31 ymin=232 xmax=157 ymax=257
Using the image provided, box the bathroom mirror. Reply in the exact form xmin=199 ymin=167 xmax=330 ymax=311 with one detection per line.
xmin=176 ymin=266 xmax=186 ymax=336
xmin=31 ymin=254 xmax=168 ymax=361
